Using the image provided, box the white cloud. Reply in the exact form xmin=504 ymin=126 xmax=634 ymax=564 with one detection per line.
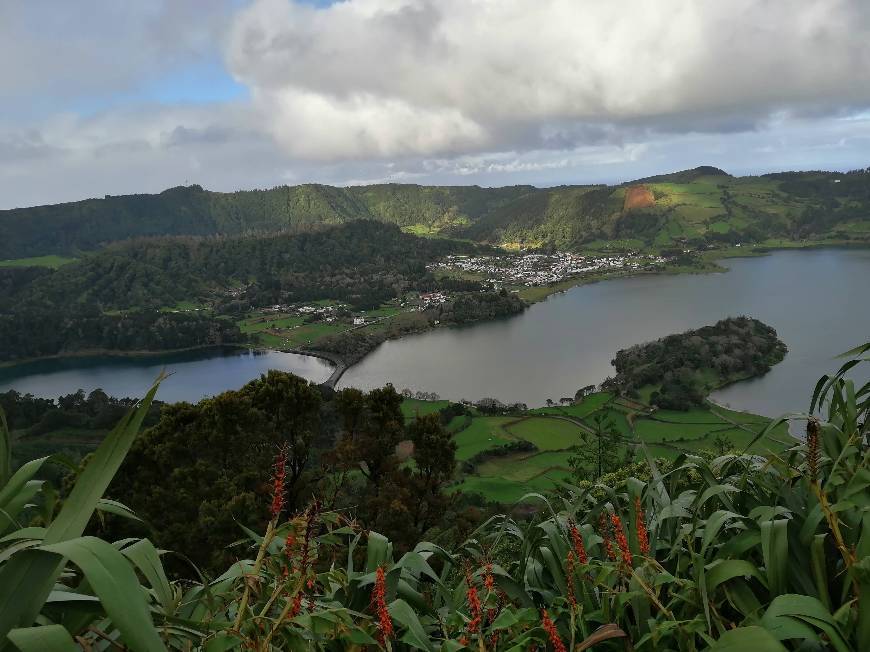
xmin=1 ymin=0 xmax=869 ymax=209
xmin=228 ymin=0 xmax=870 ymax=159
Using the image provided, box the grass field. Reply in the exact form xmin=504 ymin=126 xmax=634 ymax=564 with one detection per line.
xmin=452 ymin=417 xmax=515 ymax=460
xmin=503 ymin=417 xmax=583 ymax=450
xmin=441 ymin=387 xmax=795 ymax=503
xmin=401 ymin=398 xmax=450 ymax=421
xmin=0 ymin=255 xmax=77 ymax=268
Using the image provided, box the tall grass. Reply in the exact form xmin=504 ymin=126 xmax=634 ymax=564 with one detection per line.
xmin=0 ymin=348 xmax=867 ymax=650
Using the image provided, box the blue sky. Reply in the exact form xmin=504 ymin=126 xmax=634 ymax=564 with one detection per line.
xmin=1 ymin=0 xmax=869 ymax=209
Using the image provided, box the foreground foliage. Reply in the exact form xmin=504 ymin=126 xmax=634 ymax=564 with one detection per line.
xmin=0 ymin=344 xmax=868 ymax=650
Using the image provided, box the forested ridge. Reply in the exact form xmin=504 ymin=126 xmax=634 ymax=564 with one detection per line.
xmin=7 ymin=221 xmax=471 ymax=311
xmin=3 ymin=166 xmax=870 ymax=258
xmin=0 ymin=222 xmax=493 ymax=363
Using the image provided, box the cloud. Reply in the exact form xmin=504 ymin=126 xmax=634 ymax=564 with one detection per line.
xmin=0 ymin=1 xmax=239 ymax=119
xmin=228 ymin=0 xmax=870 ymax=159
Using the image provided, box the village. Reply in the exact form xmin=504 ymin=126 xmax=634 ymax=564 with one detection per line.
xmin=428 ymin=251 xmax=669 ymax=286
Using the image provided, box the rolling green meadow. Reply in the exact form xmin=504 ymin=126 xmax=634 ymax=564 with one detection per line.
xmin=430 ymin=392 xmax=792 ymax=503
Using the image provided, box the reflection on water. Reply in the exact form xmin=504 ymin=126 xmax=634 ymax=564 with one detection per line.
xmin=0 ymin=347 xmax=334 ymax=403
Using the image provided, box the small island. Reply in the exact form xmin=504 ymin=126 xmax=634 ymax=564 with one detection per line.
xmin=602 ymin=316 xmax=787 ymax=410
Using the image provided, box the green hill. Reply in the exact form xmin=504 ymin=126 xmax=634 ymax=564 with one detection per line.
xmin=2 ymin=166 xmax=869 ymax=257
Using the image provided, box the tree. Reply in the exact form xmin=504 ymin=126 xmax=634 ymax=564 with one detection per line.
xmin=406 ymin=413 xmax=457 ymax=534
xmin=325 ymin=388 xmax=457 ymax=550
xmin=106 ymin=371 xmax=322 ymax=572
xmin=568 ymin=413 xmax=632 ymax=481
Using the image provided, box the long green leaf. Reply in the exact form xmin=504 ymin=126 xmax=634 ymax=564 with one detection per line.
xmin=706 ymin=626 xmax=787 ymax=651
xmin=0 ymin=379 xmax=161 ymax=647
xmin=389 ymin=598 xmax=434 ymax=651
xmin=760 ymin=519 xmax=789 ymax=597
xmin=39 ymin=537 xmax=166 ymax=652
xmin=0 ymin=406 xmax=10 ymax=488
xmin=121 ymin=539 xmax=174 ymax=614
xmin=7 ymin=624 xmax=78 ymax=652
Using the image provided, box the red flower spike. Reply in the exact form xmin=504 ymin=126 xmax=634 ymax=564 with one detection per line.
xmin=599 ymin=513 xmax=616 ymax=561
xmin=611 ymin=513 xmax=633 ymax=568
xmin=568 ymin=519 xmax=588 ymax=564
xmin=269 ymin=447 xmax=288 ymax=519
xmin=635 ymin=496 xmax=650 ymax=556
xmin=289 ymin=591 xmax=303 ymax=618
xmin=541 ymin=609 xmax=567 ymax=652
xmin=466 ymin=585 xmax=482 ymax=635
xmin=565 ymin=551 xmax=577 ymax=610
xmin=371 ymin=565 xmax=393 ymax=646
xmin=484 ymin=563 xmax=495 ymax=592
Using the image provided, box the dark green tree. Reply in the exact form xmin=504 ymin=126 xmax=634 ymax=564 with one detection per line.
xmin=106 ymin=371 xmax=321 ymax=572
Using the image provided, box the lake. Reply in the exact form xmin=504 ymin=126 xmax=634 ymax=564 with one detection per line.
xmin=1 ymin=248 xmax=867 ymax=416
xmin=0 ymin=348 xmax=334 ymax=403
xmin=341 ymin=247 xmax=870 ymax=417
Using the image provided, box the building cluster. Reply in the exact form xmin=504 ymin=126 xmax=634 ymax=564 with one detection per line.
xmin=429 ymin=252 xmax=667 ymax=286
xmin=418 ymin=291 xmax=448 ymax=309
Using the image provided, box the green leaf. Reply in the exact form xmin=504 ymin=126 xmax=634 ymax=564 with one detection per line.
xmin=0 ymin=458 xmax=48 ymax=514
xmin=0 ymin=406 xmax=10 ymax=488
xmin=366 ymin=531 xmax=392 ymax=573
xmin=389 ymin=598 xmax=434 ymax=651
xmin=706 ymin=626 xmax=787 ymax=651
xmin=7 ymin=624 xmax=78 ymax=652
xmin=39 ymin=537 xmax=166 ymax=651
xmin=761 ymin=594 xmax=850 ymax=652
xmin=705 ymin=559 xmax=766 ymax=594
xmin=0 ymin=380 xmax=161 ymax=646
xmin=120 ymin=539 xmax=174 ymax=614
xmin=760 ymin=519 xmax=789 ymax=597
xmin=96 ymin=498 xmax=143 ymax=523
xmin=0 ymin=481 xmax=43 ymax=537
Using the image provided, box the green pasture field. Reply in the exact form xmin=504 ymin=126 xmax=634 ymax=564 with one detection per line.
xmin=503 ymin=417 xmax=583 ymax=451
xmin=452 ymin=417 xmax=515 ymax=460
xmin=401 ymin=398 xmax=450 ymax=421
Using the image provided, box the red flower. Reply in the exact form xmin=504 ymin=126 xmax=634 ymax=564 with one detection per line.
xmin=599 ymin=513 xmax=616 ymax=561
xmin=371 ymin=565 xmax=393 ymax=646
xmin=289 ymin=591 xmax=303 ymax=618
xmin=466 ymin=585 xmax=482 ymax=635
xmin=269 ymin=447 xmax=288 ymax=519
xmin=634 ymin=497 xmax=650 ymax=556
xmin=568 ymin=519 xmax=588 ymax=564
xmin=565 ymin=551 xmax=577 ymax=610
xmin=540 ymin=609 xmax=567 ymax=652
xmin=484 ymin=563 xmax=495 ymax=592
xmin=611 ymin=513 xmax=632 ymax=568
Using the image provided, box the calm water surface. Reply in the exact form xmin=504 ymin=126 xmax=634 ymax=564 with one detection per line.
xmin=1 ymin=249 xmax=867 ymax=415
xmin=0 ymin=348 xmax=333 ymax=403
xmin=342 ymin=248 xmax=870 ymax=416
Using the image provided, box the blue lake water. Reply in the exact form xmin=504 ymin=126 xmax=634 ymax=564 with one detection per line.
xmin=0 ymin=347 xmax=333 ymax=403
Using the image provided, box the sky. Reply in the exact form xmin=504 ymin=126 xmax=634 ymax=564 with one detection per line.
xmin=1 ymin=0 xmax=869 ymax=209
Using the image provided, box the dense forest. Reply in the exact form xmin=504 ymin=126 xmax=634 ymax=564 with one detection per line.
xmin=3 ymin=167 xmax=870 ymax=257
xmin=0 ymin=222 xmax=485 ymax=363
xmin=603 ymin=316 xmax=787 ymax=409
xmin=6 ymin=221 xmax=473 ymax=312
xmin=103 ymin=372 xmax=465 ymax=571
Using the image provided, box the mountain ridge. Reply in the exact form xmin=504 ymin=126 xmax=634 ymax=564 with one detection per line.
xmin=2 ymin=166 xmax=868 ymax=257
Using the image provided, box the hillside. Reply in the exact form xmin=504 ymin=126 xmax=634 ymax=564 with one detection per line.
xmin=2 ymin=166 xmax=869 ymax=258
